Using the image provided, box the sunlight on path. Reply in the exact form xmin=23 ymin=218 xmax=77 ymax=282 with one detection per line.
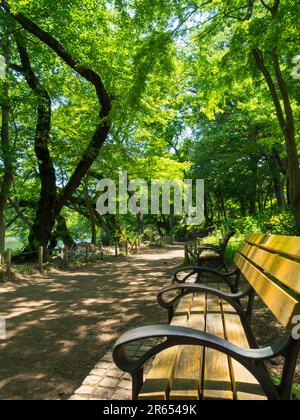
xmin=0 ymin=245 xmax=183 ymax=400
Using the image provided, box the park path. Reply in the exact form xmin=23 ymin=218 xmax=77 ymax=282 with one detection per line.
xmin=0 ymin=245 xmax=183 ymax=400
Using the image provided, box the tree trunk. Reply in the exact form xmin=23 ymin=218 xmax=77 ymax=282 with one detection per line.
xmin=263 ymin=181 xmax=273 ymax=210
xmin=208 ymin=193 xmax=214 ymax=224
xmin=0 ymin=38 xmax=13 ymax=256
xmin=16 ymin=40 xmax=57 ymax=254
xmin=265 ymin=151 xmax=287 ymax=208
xmin=52 ymin=216 xmax=75 ymax=249
xmin=253 ymin=47 xmax=300 ymax=232
xmin=272 ymin=51 xmax=300 ymax=229
xmin=240 ymin=198 xmax=247 ymax=217
xmin=249 ymin=155 xmax=258 ymax=215
xmin=83 ymin=179 xmax=97 ymax=245
xmin=8 ymin=198 xmax=33 ymax=227
xmin=249 ymin=198 xmax=256 ymax=215
xmin=137 ymin=212 xmax=144 ymax=235
xmin=257 ymin=182 xmax=263 ymax=212
xmin=218 ymin=192 xmax=227 ymax=219
xmin=204 ymin=194 xmax=211 ymax=227
xmin=273 ymin=175 xmax=286 ymax=208
xmin=5 ymin=8 xmax=112 ymax=251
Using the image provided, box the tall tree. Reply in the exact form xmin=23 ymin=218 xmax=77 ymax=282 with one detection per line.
xmin=0 ymin=35 xmax=13 ymax=257
xmin=2 ymin=0 xmax=112 ymax=250
xmin=14 ymin=38 xmax=57 ymax=253
xmin=252 ymin=45 xmax=300 ymax=230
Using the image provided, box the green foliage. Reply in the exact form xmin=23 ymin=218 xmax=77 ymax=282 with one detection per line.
xmin=201 ymin=209 xmax=297 ymax=265
xmin=1 ymin=0 xmax=299 ymax=253
xmin=221 ymin=209 xmax=297 ymax=236
xmin=143 ymin=226 xmax=164 ymax=247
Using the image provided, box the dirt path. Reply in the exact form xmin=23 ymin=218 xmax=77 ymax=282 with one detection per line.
xmin=0 ymin=245 xmax=183 ymax=400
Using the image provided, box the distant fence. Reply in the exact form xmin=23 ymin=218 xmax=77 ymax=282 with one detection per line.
xmin=0 ymin=243 xmax=105 ymax=278
xmin=0 ymin=240 xmax=139 ymax=278
xmin=0 ymin=248 xmax=42 ymax=279
xmin=0 ymin=235 xmax=177 ymax=278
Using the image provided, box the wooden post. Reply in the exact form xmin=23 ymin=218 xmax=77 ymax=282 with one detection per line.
xmin=184 ymin=243 xmax=189 ymax=264
xmin=64 ymin=246 xmax=68 ymax=268
xmin=115 ymin=239 xmax=118 ymax=257
xmin=38 ymin=246 xmax=44 ymax=273
xmin=6 ymin=249 xmax=12 ymax=280
xmin=0 ymin=252 xmax=3 ymax=266
xmin=85 ymin=243 xmax=89 ymax=263
xmin=135 ymin=239 xmax=138 ymax=253
xmin=125 ymin=240 xmax=129 ymax=256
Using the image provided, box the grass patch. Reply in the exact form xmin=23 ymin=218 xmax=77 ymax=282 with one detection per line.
xmin=272 ymin=375 xmax=300 ymax=400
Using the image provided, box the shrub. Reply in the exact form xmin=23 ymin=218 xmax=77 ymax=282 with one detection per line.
xmin=221 ymin=209 xmax=296 ymax=236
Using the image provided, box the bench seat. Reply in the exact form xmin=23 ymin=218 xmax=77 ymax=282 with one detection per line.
xmin=113 ymin=234 xmax=300 ymax=401
xmin=139 ymin=289 xmax=266 ymax=400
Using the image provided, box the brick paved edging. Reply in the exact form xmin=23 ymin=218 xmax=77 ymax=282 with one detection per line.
xmin=70 ymin=342 xmax=151 ymax=400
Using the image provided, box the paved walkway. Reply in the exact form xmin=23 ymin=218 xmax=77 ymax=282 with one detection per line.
xmin=70 ymin=343 xmax=147 ymax=400
xmin=0 ymin=245 xmax=183 ymax=400
xmin=70 ymin=247 xmax=184 ymax=401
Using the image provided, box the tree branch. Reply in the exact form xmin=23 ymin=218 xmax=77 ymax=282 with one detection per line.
xmin=260 ymin=0 xmax=273 ymax=13
xmin=260 ymin=0 xmax=280 ymax=17
xmin=244 ymin=0 xmax=256 ymax=21
xmin=271 ymin=49 xmax=295 ymax=139
xmin=8 ymin=198 xmax=33 ymax=227
xmin=9 ymin=62 xmax=24 ymax=73
xmin=252 ymin=48 xmax=286 ymax=134
xmin=2 ymin=1 xmax=113 ymax=219
xmin=1 ymin=0 xmax=111 ymax=116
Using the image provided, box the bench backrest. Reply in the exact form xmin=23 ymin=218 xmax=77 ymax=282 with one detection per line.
xmin=234 ymin=234 xmax=300 ymax=331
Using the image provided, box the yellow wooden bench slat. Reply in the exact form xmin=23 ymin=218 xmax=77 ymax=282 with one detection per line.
xmin=169 ymin=294 xmax=205 ymax=400
xmin=234 ymin=253 xmax=300 ymax=330
xmin=245 ymin=233 xmax=265 ymax=245
xmin=138 ymin=295 xmax=193 ymax=400
xmin=240 ymin=243 xmax=300 ymax=294
xmin=203 ymin=292 xmax=234 ymax=400
xmin=220 ymin=295 xmax=267 ymax=400
xmin=247 ymin=234 xmax=300 ymax=262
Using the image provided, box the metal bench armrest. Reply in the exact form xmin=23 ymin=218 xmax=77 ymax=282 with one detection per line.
xmin=173 ymin=266 xmax=239 ymax=291
xmin=113 ymin=325 xmax=288 ymax=400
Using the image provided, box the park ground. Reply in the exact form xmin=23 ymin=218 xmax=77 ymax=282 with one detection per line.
xmin=0 ymin=245 xmax=299 ymax=400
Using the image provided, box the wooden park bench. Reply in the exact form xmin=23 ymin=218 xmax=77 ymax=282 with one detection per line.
xmin=113 ymin=234 xmax=300 ymax=400
xmin=185 ymin=229 xmax=235 ymax=271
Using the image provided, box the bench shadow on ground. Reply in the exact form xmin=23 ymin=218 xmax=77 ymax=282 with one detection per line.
xmin=0 ymin=246 xmax=183 ymax=400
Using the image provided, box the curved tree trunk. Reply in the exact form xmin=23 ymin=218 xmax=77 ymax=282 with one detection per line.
xmin=16 ymin=40 xmax=57 ymax=256
xmin=5 ymin=6 xmax=112 ymax=252
xmin=83 ymin=177 xmax=97 ymax=245
xmin=253 ymin=47 xmax=300 ymax=232
xmin=50 ymin=215 xmax=75 ymax=250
